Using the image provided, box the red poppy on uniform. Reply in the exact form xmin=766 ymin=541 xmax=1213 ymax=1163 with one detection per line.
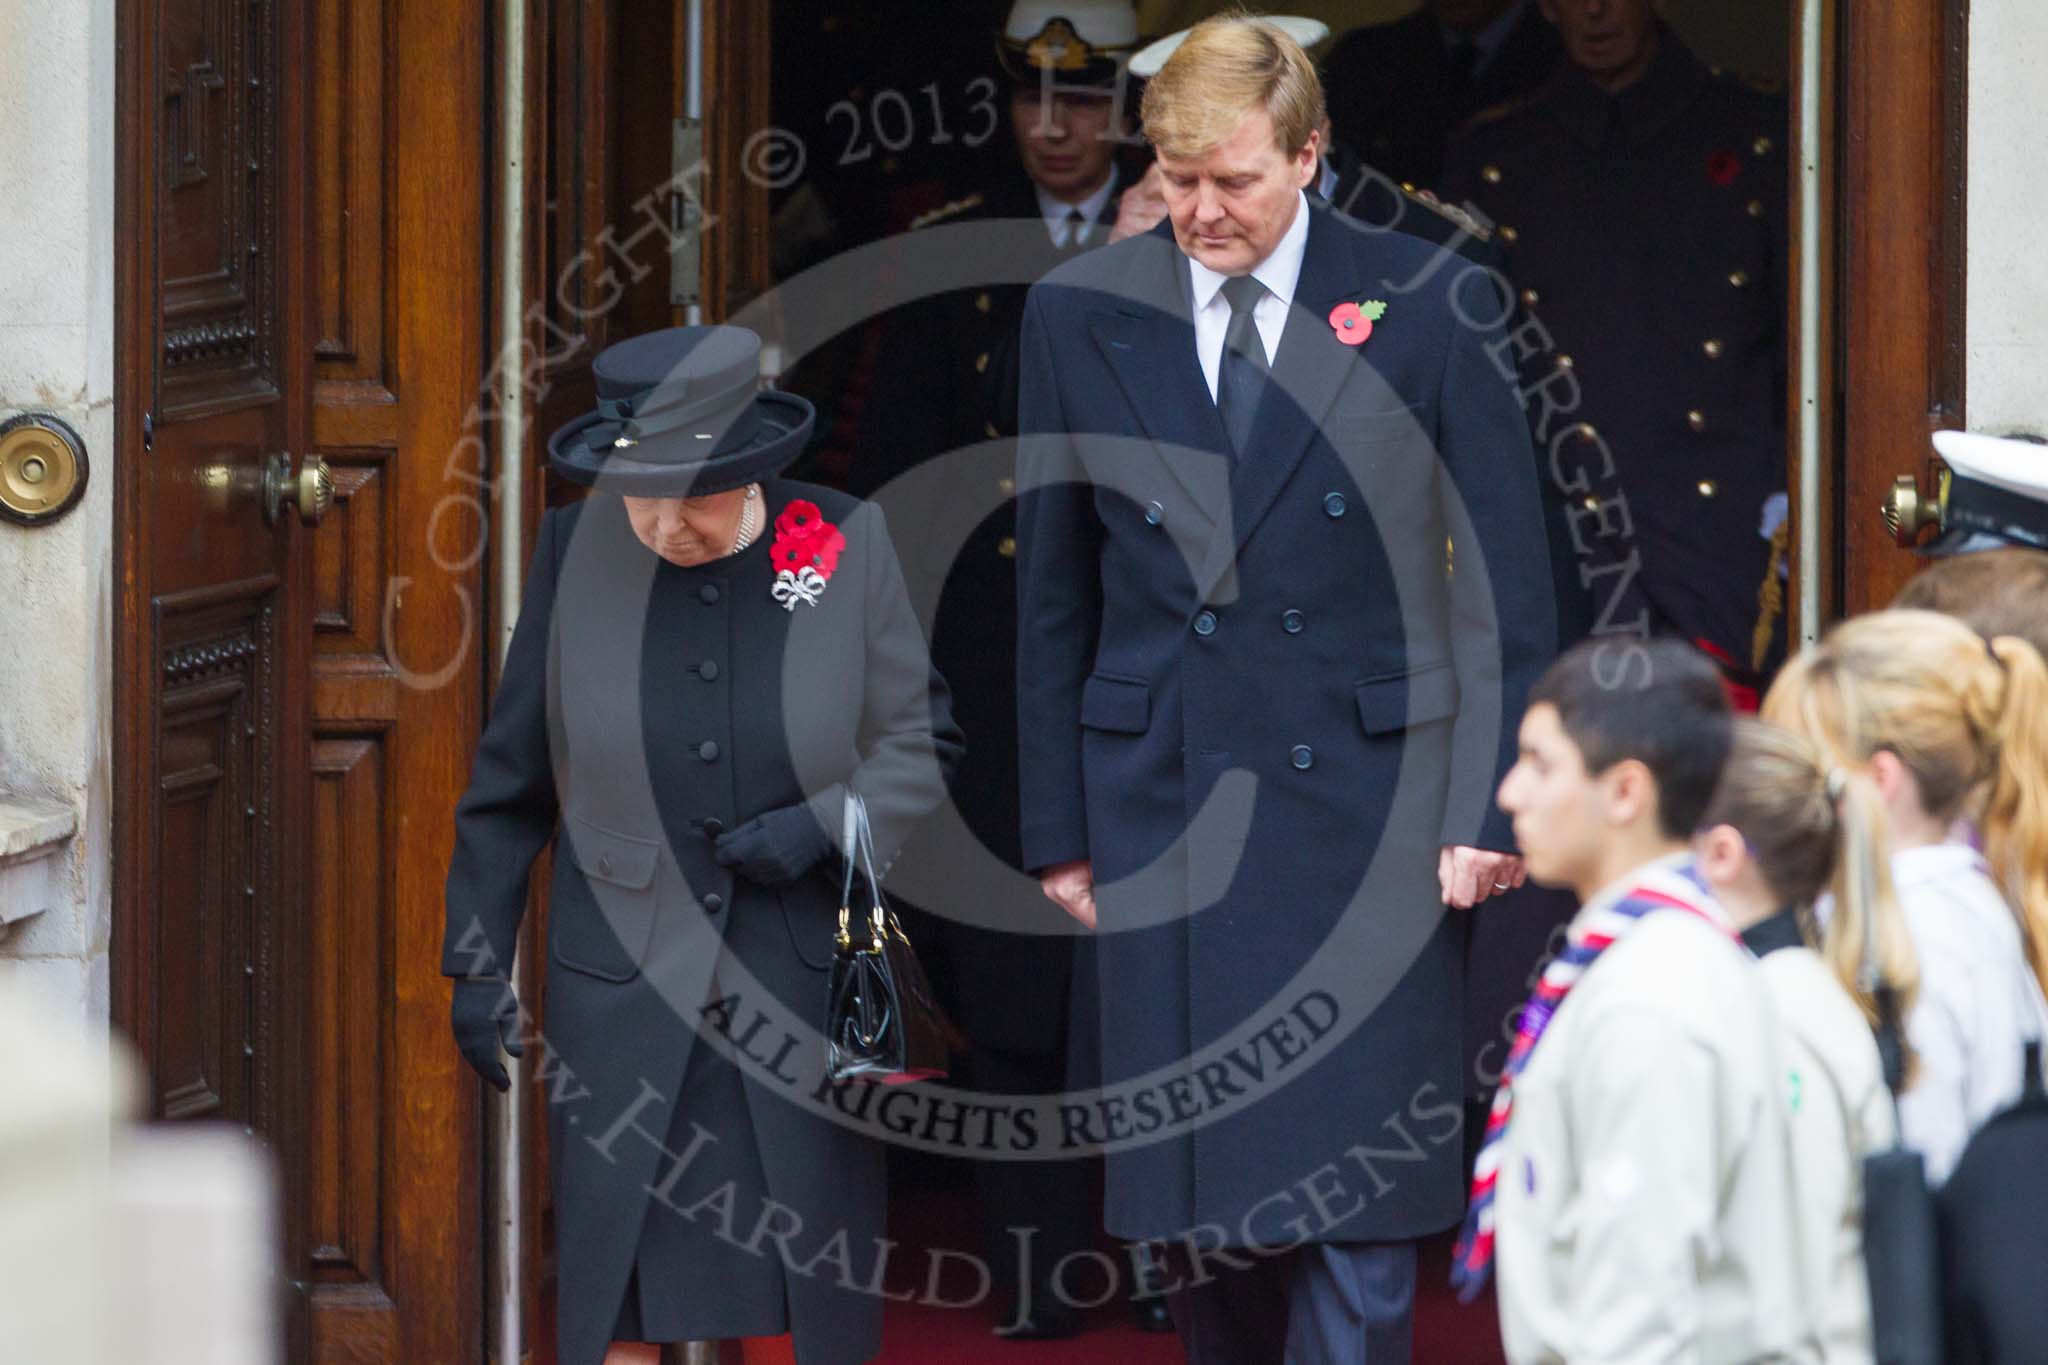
xmin=1706 ymin=150 xmax=1742 ymax=186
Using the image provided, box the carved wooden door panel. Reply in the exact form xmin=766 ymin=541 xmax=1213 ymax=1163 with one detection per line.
xmin=116 ymin=0 xmax=486 ymax=1361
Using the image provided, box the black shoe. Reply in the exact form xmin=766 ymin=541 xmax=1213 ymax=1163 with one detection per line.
xmin=993 ymin=1297 xmax=1082 ymax=1341
xmin=1130 ymin=1295 xmax=1175 ymax=1333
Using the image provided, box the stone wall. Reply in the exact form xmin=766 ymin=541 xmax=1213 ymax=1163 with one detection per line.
xmin=0 ymin=0 xmax=117 ymax=1031
xmin=1968 ymin=0 xmax=2048 ymax=435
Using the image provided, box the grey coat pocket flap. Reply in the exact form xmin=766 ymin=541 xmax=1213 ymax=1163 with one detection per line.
xmin=1080 ymin=673 xmax=1151 ymax=733
xmin=1355 ymin=662 xmax=1461 ymax=736
xmin=565 ymin=816 xmax=659 ymax=890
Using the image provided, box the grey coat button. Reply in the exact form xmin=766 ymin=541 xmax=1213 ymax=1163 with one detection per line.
xmin=1324 ymin=493 xmax=1347 ymax=518
xmin=597 ymin=855 xmax=615 ymax=877
xmin=702 ymin=893 xmax=725 ymax=914
xmin=698 ymin=740 xmax=721 ymax=762
xmin=701 ymin=817 xmax=725 ymax=836
xmin=1144 ymin=501 xmax=1164 ymax=526
xmin=1282 ymin=609 xmax=1305 ymax=634
xmin=698 ymin=660 xmax=719 ymax=681
xmin=1193 ymin=610 xmax=1218 ymax=637
xmin=699 ymin=584 xmax=721 ymax=604
xmin=1291 ymin=745 xmax=1315 ymax=770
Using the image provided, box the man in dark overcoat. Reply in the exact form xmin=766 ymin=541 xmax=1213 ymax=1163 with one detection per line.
xmin=1014 ymin=17 xmax=1554 ymax=1364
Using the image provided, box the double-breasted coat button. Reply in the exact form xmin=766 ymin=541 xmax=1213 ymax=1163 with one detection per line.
xmin=1193 ymin=610 xmax=1218 ymax=636
xmin=1687 ymin=410 xmax=1708 ymax=433
xmin=1697 ymin=480 xmax=1719 ymax=498
xmin=698 ymin=740 xmax=721 ymax=762
xmin=702 ymin=893 xmax=725 ymax=914
xmin=998 ymin=476 xmax=1016 ymax=495
xmin=1703 ymin=338 xmax=1724 ymax=359
xmin=1324 ymin=492 xmax=1347 ymax=518
xmin=975 ymin=292 xmax=992 ymax=313
xmin=1144 ymin=500 xmax=1164 ymax=525
xmin=1281 ymin=609 xmax=1305 ymax=634
xmin=997 ymin=536 xmax=1017 ymax=558
xmin=1521 ymin=288 xmax=1540 ymax=306
xmin=1747 ymin=199 xmax=1764 ymax=218
xmin=1291 ymin=745 xmax=1315 ymax=770
xmin=975 ymin=352 xmax=990 ymax=373
xmin=698 ymin=659 xmax=719 ymax=681
xmin=1729 ymin=269 xmax=1751 ymax=288
xmin=1498 ymin=224 xmax=1519 ymax=243
xmin=1482 ymin=165 xmax=1502 ymax=184
xmin=701 ymin=817 xmax=725 ymax=836
xmin=1753 ymin=135 xmax=1774 ymax=156
xmin=699 ymin=583 xmax=721 ymax=604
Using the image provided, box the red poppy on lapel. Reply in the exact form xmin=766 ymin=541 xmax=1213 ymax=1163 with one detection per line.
xmin=1328 ymin=299 xmax=1388 ymax=347
xmin=769 ymin=499 xmax=845 ymax=610
xmin=1706 ymin=150 xmax=1742 ymax=186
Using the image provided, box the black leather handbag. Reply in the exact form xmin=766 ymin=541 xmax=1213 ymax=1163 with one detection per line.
xmin=823 ymin=790 xmax=951 ymax=1085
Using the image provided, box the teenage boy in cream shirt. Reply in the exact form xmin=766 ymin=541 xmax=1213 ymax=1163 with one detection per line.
xmin=1461 ymin=640 xmax=1817 ymax=1364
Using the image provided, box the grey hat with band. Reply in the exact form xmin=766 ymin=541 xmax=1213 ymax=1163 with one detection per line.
xmin=547 ymin=326 xmax=814 ymax=497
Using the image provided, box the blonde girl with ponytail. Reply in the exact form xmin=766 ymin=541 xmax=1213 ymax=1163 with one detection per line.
xmin=1695 ymin=721 xmax=1906 ymax=1364
xmin=1761 ymin=609 xmax=2048 ymax=1183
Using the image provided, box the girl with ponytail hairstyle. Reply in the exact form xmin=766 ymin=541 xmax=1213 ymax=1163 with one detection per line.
xmin=1762 ymin=609 xmax=2048 ymax=1182
xmin=1696 ymin=721 xmax=1906 ymax=1363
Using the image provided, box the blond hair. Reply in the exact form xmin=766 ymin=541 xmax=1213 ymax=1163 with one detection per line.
xmin=1763 ymin=609 xmax=2048 ymax=1003
xmin=1140 ymin=12 xmax=1326 ymax=160
xmin=1705 ymin=720 xmax=1918 ymax=1061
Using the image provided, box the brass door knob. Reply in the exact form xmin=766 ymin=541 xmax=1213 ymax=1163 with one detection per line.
xmin=1879 ymin=472 xmax=1941 ymax=547
xmin=264 ymin=452 xmax=334 ymax=527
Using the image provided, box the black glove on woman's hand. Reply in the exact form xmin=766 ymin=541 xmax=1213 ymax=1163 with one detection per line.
xmin=713 ymin=803 xmax=833 ymax=886
xmin=451 ymin=976 xmax=525 ymax=1092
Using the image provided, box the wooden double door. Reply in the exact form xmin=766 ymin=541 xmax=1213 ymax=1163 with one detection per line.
xmin=114 ymin=0 xmax=488 ymax=1359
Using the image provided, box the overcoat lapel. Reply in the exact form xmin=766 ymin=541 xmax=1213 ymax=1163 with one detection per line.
xmin=1085 ymin=226 xmax=1231 ymax=525
xmin=1195 ymin=203 xmax=1365 ymax=597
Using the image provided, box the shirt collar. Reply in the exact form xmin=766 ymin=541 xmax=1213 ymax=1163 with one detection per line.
xmin=1546 ymin=26 xmax=1709 ymax=150
xmin=1443 ymin=0 xmax=1532 ymax=71
xmin=1186 ymin=189 xmax=1311 ymax=315
xmin=1036 ymin=166 xmax=1120 ymax=243
xmin=1740 ymin=905 xmax=1807 ymax=958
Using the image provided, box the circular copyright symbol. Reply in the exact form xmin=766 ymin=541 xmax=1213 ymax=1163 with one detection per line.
xmin=742 ymin=127 xmax=807 ymax=190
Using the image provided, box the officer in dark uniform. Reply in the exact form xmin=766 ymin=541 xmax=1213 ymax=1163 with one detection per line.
xmin=841 ymin=0 xmax=1141 ymax=1341
xmin=1443 ymin=0 xmax=1790 ymax=691
xmin=1323 ymin=0 xmax=1563 ymax=192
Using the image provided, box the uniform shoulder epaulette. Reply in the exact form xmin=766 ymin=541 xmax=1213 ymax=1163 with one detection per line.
xmin=908 ymin=193 xmax=984 ymax=231
xmin=1401 ymin=185 xmax=1491 ymax=242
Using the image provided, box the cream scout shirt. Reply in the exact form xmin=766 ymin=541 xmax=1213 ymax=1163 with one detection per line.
xmin=1494 ymin=872 xmax=1816 ymax=1364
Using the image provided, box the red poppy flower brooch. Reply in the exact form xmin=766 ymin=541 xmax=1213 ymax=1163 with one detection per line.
xmin=1328 ymin=299 xmax=1388 ymax=347
xmin=769 ymin=499 xmax=846 ymax=610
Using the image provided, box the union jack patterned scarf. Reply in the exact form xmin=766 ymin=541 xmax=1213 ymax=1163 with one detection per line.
xmin=1450 ymin=856 xmax=1732 ymax=1301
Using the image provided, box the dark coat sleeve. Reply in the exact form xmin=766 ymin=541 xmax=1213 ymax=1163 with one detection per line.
xmin=1012 ymin=285 xmax=1104 ymax=873
xmin=441 ymin=507 xmax=564 ymax=978
xmin=805 ymin=499 xmax=965 ymax=875
xmin=1437 ymin=267 xmax=1557 ymax=852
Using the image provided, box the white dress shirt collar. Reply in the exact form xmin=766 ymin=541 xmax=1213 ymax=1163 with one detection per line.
xmin=1186 ymin=188 xmax=1311 ymax=318
xmin=1036 ymin=167 xmax=1120 ymax=248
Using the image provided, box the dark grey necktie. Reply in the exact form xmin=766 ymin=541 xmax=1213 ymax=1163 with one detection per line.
xmin=1063 ymin=207 xmax=1087 ymax=248
xmin=1217 ymin=274 xmax=1270 ymax=461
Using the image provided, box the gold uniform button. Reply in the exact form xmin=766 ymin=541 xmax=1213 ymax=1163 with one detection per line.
xmin=975 ymin=292 xmax=992 ymax=313
xmin=1521 ymin=288 xmax=1540 ymax=307
xmin=1482 ymin=165 xmax=1503 ymax=184
xmin=1687 ymin=410 xmax=1708 ymax=433
xmin=1703 ymin=338 xmax=1725 ymax=359
xmin=1577 ymin=422 xmax=1599 ymax=439
xmin=984 ymin=421 xmax=1000 ymax=439
xmin=998 ymin=476 xmax=1016 ymax=495
xmin=1401 ymin=181 xmax=1416 ymax=193
xmin=1582 ymin=494 xmax=1601 ymax=511
xmin=1753 ymin=136 xmax=1773 ymax=156
xmin=1747 ymin=199 xmax=1765 ymax=218
xmin=975 ymin=352 xmax=990 ymax=373
xmin=1498 ymin=224 xmax=1519 ymax=243
xmin=997 ymin=536 xmax=1017 ymax=558
xmin=1556 ymin=353 xmax=1574 ymax=370
xmin=1729 ymin=269 xmax=1751 ymax=288
xmin=1697 ymin=480 xmax=1719 ymax=498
